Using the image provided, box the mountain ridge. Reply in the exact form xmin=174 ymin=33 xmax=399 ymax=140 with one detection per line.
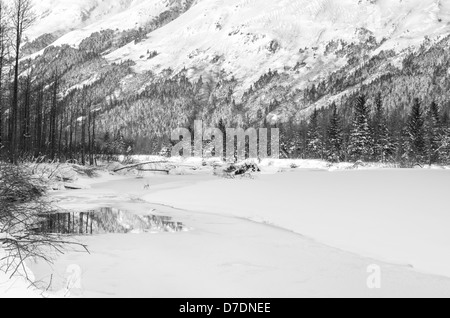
xmin=8 ymin=0 xmax=450 ymax=154
xmin=21 ymin=0 xmax=450 ymax=99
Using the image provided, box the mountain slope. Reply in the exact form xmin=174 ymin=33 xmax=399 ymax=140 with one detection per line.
xmin=13 ymin=0 xmax=450 ymax=153
xmin=105 ymin=0 xmax=450 ymax=88
xmin=24 ymin=0 xmax=450 ymax=90
xmin=25 ymin=0 xmax=188 ymax=41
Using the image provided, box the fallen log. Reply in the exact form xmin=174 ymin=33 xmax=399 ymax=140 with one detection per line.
xmin=64 ymin=183 xmax=91 ymax=190
xmin=138 ymin=169 xmax=170 ymax=174
xmin=113 ymin=161 xmax=169 ymax=173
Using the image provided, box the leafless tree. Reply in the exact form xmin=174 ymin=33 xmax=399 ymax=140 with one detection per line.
xmin=0 ymin=0 xmax=12 ymax=152
xmin=9 ymin=0 xmax=35 ymax=164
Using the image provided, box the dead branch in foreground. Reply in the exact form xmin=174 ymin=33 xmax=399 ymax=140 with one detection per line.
xmin=0 ymin=162 xmax=90 ymax=283
xmin=113 ymin=161 xmax=169 ymax=172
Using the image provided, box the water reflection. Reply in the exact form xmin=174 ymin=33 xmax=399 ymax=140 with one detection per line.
xmin=35 ymin=208 xmax=185 ymax=235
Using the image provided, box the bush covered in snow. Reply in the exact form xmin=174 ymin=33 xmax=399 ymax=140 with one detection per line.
xmin=222 ymin=162 xmax=261 ymax=178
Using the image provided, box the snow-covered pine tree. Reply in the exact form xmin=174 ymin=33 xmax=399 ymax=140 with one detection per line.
xmin=425 ymin=101 xmax=442 ymax=165
xmin=437 ymin=110 xmax=450 ymax=165
xmin=440 ymin=114 xmax=450 ymax=164
xmin=439 ymin=128 xmax=450 ymax=165
xmin=372 ymin=94 xmax=395 ymax=162
xmin=405 ymin=98 xmax=426 ymax=165
xmin=280 ymin=125 xmax=295 ymax=158
xmin=348 ymin=95 xmax=373 ymax=162
xmin=306 ymin=109 xmax=323 ymax=159
xmin=327 ymin=102 xmax=343 ymax=162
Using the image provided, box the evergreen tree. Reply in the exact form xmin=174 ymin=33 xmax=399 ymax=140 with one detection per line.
xmin=306 ymin=109 xmax=323 ymax=159
xmin=280 ymin=129 xmax=293 ymax=158
xmin=327 ymin=103 xmax=343 ymax=162
xmin=372 ymin=94 xmax=395 ymax=162
xmin=348 ymin=95 xmax=372 ymax=162
xmin=441 ymin=111 xmax=449 ymax=128
xmin=280 ymin=123 xmax=297 ymax=158
xmin=438 ymin=128 xmax=450 ymax=164
xmin=405 ymin=98 xmax=426 ymax=164
xmin=425 ymin=101 xmax=441 ymax=164
xmin=218 ymin=118 xmax=227 ymax=160
xmin=289 ymin=126 xmax=303 ymax=158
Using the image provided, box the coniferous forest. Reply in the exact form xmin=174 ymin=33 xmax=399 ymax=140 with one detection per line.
xmin=281 ymin=94 xmax=450 ymax=166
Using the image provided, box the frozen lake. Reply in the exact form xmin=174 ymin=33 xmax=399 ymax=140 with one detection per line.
xmin=29 ymin=169 xmax=450 ymax=297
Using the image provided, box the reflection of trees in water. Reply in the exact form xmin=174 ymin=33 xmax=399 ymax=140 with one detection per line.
xmin=35 ymin=208 xmax=184 ymax=235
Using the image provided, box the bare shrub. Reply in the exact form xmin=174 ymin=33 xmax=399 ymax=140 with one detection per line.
xmin=71 ymin=164 xmax=99 ymax=178
xmin=0 ymin=163 xmax=88 ymax=282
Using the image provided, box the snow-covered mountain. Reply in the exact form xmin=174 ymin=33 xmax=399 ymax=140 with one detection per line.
xmin=106 ymin=0 xmax=450 ymax=90
xmin=25 ymin=0 xmax=182 ymax=40
xmin=25 ymin=0 xmax=194 ymax=45
xmin=12 ymin=0 xmax=450 ymax=148
xmin=24 ymin=0 xmax=450 ymax=90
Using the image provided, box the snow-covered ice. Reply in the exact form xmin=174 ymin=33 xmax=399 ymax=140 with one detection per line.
xmin=147 ymin=169 xmax=450 ymax=279
xmin=12 ymin=165 xmax=450 ymax=298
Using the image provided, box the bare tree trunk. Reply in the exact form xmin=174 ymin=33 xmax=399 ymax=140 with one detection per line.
xmin=0 ymin=2 xmax=7 ymax=152
xmin=92 ymin=109 xmax=97 ymax=166
xmin=88 ymin=104 xmax=92 ymax=165
xmin=81 ymin=95 xmax=86 ymax=165
xmin=69 ymin=106 xmax=74 ymax=159
xmin=22 ymin=72 xmax=32 ymax=155
xmin=34 ymin=85 xmax=43 ymax=157
xmin=50 ymin=73 xmax=58 ymax=160
xmin=10 ymin=0 xmax=35 ymax=164
xmin=81 ymin=114 xmax=86 ymax=165
xmin=74 ymin=110 xmax=78 ymax=161
xmin=58 ymin=104 xmax=64 ymax=159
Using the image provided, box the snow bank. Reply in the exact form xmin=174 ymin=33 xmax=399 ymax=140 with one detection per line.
xmin=121 ymin=155 xmax=405 ymax=174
